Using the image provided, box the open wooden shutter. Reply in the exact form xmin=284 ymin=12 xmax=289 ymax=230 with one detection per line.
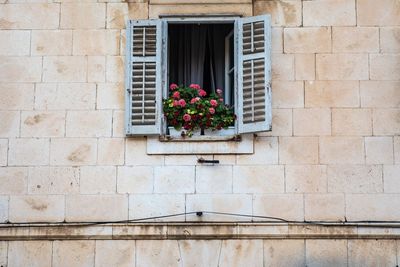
xmin=237 ymin=15 xmax=272 ymax=134
xmin=125 ymin=20 xmax=163 ymax=135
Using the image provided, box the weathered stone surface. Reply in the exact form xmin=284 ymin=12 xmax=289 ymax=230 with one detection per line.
xmin=8 ymin=241 xmax=52 ymax=267
xmin=21 ymin=111 xmax=66 ymax=137
xmin=284 ymin=27 xmax=331 ymax=53
xmin=53 ymin=241 xmax=95 ymax=267
xmin=95 ymin=240 xmax=135 ymax=267
xmin=154 ymin=166 xmax=195 ymax=193
xmin=328 ymin=165 xmax=383 ymax=193
xmin=295 ymin=54 xmax=315 ymax=81
xmin=66 ymin=195 xmax=128 ymax=222
xmin=264 ymin=240 xmax=305 ymax=267
xmin=0 ymin=241 xmax=6 ymax=266
xmin=136 ymin=240 xmax=181 ymax=267
xmin=106 ymin=56 xmax=124 ymax=82
xmin=305 ymin=193 xmax=345 ymax=221
xmin=272 ymin=54 xmax=295 ymax=81
xmin=50 ymin=138 xmax=97 ymax=166
xmin=80 ymin=166 xmax=116 ymax=194
xmin=233 ymin=165 xmax=284 ymax=193
xmin=360 ymin=81 xmax=400 ymax=108
xmin=370 ymin=54 xmax=400 ymax=80
xmin=8 ymin=138 xmax=49 ymax=166
xmin=320 ymin=137 xmax=364 ymax=164
xmin=293 ymin=108 xmax=331 ymax=136
xmin=286 ymin=165 xmax=327 ymax=193
xmin=271 ymin=27 xmax=283 ymax=53
xmin=253 ymin=194 xmax=304 ymax=221
xmin=380 ymin=27 xmax=400 ymax=52
xmin=0 ymin=111 xmax=20 ymax=137
xmin=179 ymin=240 xmax=221 ymax=267
xmin=97 ymin=83 xmax=124 ymax=109
xmin=279 ymin=137 xmax=319 ymax=164
xmin=316 ymin=54 xmax=369 ymax=80
xmin=373 ymin=109 xmax=400 ymax=136
xmin=196 ymin=165 xmax=232 ymax=193
xmin=237 ymin=137 xmax=278 ymax=164
xmin=9 ymin=195 xmax=65 ymax=223
xmin=384 ymin=165 xmax=400 ymax=193
xmin=0 ymin=83 xmax=34 ymax=110
xmin=272 ymin=81 xmax=303 ymax=108
xmin=332 ymin=109 xmax=372 ymax=136
xmin=149 ymin=4 xmax=252 ymax=18
xmin=261 ymin=109 xmax=292 ymax=136
xmin=219 ymin=240 xmax=263 ymax=267
xmin=306 ymin=240 xmax=347 ymax=267
xmin=43 ymin=56 xmax=87 ymax=82
xmin=303 ymin=0 xmax=356 ymax=26
xmin=357 ymin=0 xmax=400 ymax=26
xmin=0 ymin=196 xmax=8 ymax=222
xmin=125 ymin=138 xmax=164 ymax=165
xmin=254 ymin=0 xmax=301 ymax=26
xmin=0 ymin=30 xmax=30 ymax=56
xmin=66 ymin=110 xmax=112 ymax=137
xmin=88 ymin=56 xmax=106 ymax=82
xmin=129 ymin=194 xmax=185 ymax=221
xmin=0 ymin=167 xmax=28 ymax=194
xmin=31 ymin=30 xmax=73 ymax=55
xmin=348 ymin=240 xmax=397 ymax=267
xmin=0 ymin=57 xmax=42 ymax=82
xmin=365 ymin=137 xmax=394 ymax=164
xmin=61 ymin=3 xmax=106 ymax=29
xmin=396 ymin=137 xmax=400 ymax=164
xmin=332 ymin=27 xmax=379 ymax=53
xmin=107 ymin=3 xmax=148 ymax=29
xmin=0 ymin=139 xmax=6 ymax=166
xmin=346 ymin=194 xmax=400 ymax=221
xmin=28 ymin=167 xmax=79 ymax=194
xmin=73 ymin=30 xmax=120 ymax=55
xmin=98 ymin=138 xmax=125 ymax=165
xmin=305 ymin=81 xmax=360 ymax=108
xmin=117 ymin=166 xmax=153 ymax=194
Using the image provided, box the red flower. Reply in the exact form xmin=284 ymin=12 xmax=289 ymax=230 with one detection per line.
xmin=173 ymin=91 xmax=180 ymax=99
xmin=190 ymin=97 xmax=200 ymax=104
xmin=178 ymin=99 xmax=186 ymax=107
xmin=183 ymin=114 xmax=191 ymax=122
xmin=198 ymin=89 xmax=207 ymax=97
xmin=210 ymin=99 xmax=218 ymax=107
xmin=173 ymin=100 xmax=179 ymax=107
xmin=209 ymin=107 xmax=215 ymax=114
xmin=170 ymin=83 xmax=178 ymax=90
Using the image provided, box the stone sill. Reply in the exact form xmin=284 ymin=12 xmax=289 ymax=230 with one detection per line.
xmin=1 ymin=222 xmax=400 ymax=240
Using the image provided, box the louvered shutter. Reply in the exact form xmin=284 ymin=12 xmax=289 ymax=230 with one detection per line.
xmin=237 ymin=15 xmax=272 ymax=134
xmin=125 ymin=20 xmax=163 ymax=135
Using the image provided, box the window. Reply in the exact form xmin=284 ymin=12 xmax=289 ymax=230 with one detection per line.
xmin=125 ymin=15 xmax=271 ymax=138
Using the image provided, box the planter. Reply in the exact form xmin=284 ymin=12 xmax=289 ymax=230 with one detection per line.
xmin=168 ymin=126 xmax=235 ymax=138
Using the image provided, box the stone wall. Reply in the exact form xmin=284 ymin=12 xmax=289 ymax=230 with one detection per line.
xmin=0 ymin=0 xmax=399 ymax=265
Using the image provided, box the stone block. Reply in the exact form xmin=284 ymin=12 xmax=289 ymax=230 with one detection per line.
xmin=164 ymin=155 xmax=199 ymax=165
xmin=125 ymin=137 xmax=164 ymax=165
xmin=31 ymin=30 xmax=73 ymax=56
xmin=61 ymin=3 xmax=106 ymax=29
xmin=50 ymin=138 xmax=97 ymax=166
xmin=261 ymin=109 xmax=292 ymax=136
xmin=396 ymin=137 xmax=400 ymax=164
xmin=117 ymin=166 xmax=153 ymax=194
xmin=0 ymin=30 xmax=30 ymax=55
xmin=97 ymin=83 xmax=124 ymax=109
xmin=179 ymin=240 xmax=220 ymax=267
xmin=316 ymin=54 xmax=369 ymax=80
xmin=196 ymin=165 xmax=232 ymax=193
xmin=305 ymin=81 xmax=360 ymax=108
xmin=35 ymin=83 xmax=96 ymax=110
xmin=360 ymin=81 xmax=400 ymax=108
xmin=8 ymin=138 xmax=49 ymax=166
xmin=21 ymin=111 xmax=65 ymax=137
xmin=0 ymin=241 xmax=6 ymax=266
xmin=0 ymin=111 xmax=20 ymax=137
xmin=286 ymin=165 xmax=327 ymax=193
xmin=73 ymin=30 xmax=120 ymax=55
xmin=237 ymin=137 xmax=278 ymax=164
xmin=88 ymin=56 xmax=105 ymax=82
xmin=0 ymin=57 xmax=42 ymax=82
xmin=80 ymin=166 xmax=116 ymax=194
xmin=219 ymin=240 xmax=263 ymax=267
xmin=332 ymin=108 xmax=372 ymax=136
xmin=9 ymin=195 xmax=65 ymax=223
xmin=271 ymin=27 xmax=283 ymax=53
xmin=279 ymin=137 xmax=319 ymax=164
xmin=348 ymin=240 xmax=397 ymax=267
xmin=346 ymin=194 xmax=400 ymax=220
xmin=327 ymin=165 xmax=383 ymax=193
xmin=370 ymin=54 xmax=400 ymax=80
xmin=253 ymin=0 xmax=301 ymax=26
xmin=253 ymin=194 xmax=304 ymax=221
xmin=320 ymin=137 xmax=364 ymax=164
xmin=0 ymin=4 xmax=59 ymax=29
xmin=373 ymin=109 xmax=400 ymax=136
xmin=0 ymin=167 xmax=27 ymax=194
xmin=113 ymin=110 xmax=125 ymax=137
xmin=106 ymin=56 xmax=124 ymax=82
xmin=136 ymin=240 xmax=181 ymax=267
xmin=233 ymin=165 xmax=284 ymax=193
xmin=53 ymin=241 xmax=95 ymax=267
xmin=333 ymin=27 xmax=379 ymax=52
xmin=303 ymin=0 xmax=356 ymax=26
xmin=98 ymin=138 xmax=125 ymax=165
xmin=154 ymin=166 xmax=195 ymax=193
xmin=95 ymin=240 xmax=135 ymax=267
xmin=357 ymin=0 xmax=400 ymax=26
xmin=306 ymin=240 xmax=347 ymax=267
xmin=284 ymin=27 xmax=331 ymax=53
xmin=43 ymin=56 xmax=87 ymax=82
xmin=304 ymin=193 xmax=345 ymax=221
xmin=66 ymin=195 xmax=128 ymax=222
xmin=0 ymin=83 xmax=34 ymax=110
xmin=107 ymin=3 xmax=148 ymax=29
xmin=365 ymin=137 xmax=394 ymax=164
xmin=186 ymin=194 xmax=252 ymax=221
xmin=380 ymin=27 xmax=400 ymax=53
xmin=264 ymin=240 xmax=305 ymax=267
xmin=0 ymin=139 xmax=6 ymax=166
xmin=384 ymin=165 xmax=400 ymax=193
xmin=0 ymin=196 xmax=7 ymax=222
xmin=66 ymin=110 xmax=112 ymax=137
xmin=129 ymin=194 xmax=185 ymax=221
xmin=293 ymin=108 xmax=331 ymax=136
xmin=28 ymin=167 xmax=79 ymax=194
xmin=272 ymin=81 xmax=303 ymax=108
xmin=8 ymin=241 xmax=52 ymax=267
xmin=272 ymin=54 xmax=295 ymax=81
xmin=295 ymin=54 xmax=315 ymax=81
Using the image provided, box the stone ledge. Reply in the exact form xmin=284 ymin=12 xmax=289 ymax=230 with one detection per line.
xmin=1 ymin=222 xmax=400 ymax=240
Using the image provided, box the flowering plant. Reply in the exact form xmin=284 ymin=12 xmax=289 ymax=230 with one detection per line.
xmin=163 ymin=84 xmax=236 ymax=137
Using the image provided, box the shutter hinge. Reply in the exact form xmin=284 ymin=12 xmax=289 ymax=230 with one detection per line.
xmin=126 ymin=88 xmax=131 ymax=93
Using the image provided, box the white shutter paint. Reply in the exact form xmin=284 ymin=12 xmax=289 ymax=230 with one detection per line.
xmin=237 ymin=15 xmax=272 ymax=134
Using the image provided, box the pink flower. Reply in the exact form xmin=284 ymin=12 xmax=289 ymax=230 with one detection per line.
xmin=210 ymin=99 xmax=218 ymax=107
xmin=219 ymin=98 xmax=224 ymax=102
xmin=173 ymin=91 xmax=180 ymax=99
xmin=189 ymin=84 xmax=201 ymax=90
xmin=198 ymin=89 xmax=207 ymax=97
xmin=173 ymin=100 xmax=179 ymax=107
xmin=216 ymin=89 xmax=223 ymax=95
xmin=190 ymin=97 xmax=200 ymax=104
xmin=209 ymin=107 xmax=215 ymax=114
xmin=178 ymin=99 xmax=186 ymax=107
xmin=170 ymin=83 xmax=178 ymax=90
xmin=183 ymin=114 xmax=191 ymax=122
